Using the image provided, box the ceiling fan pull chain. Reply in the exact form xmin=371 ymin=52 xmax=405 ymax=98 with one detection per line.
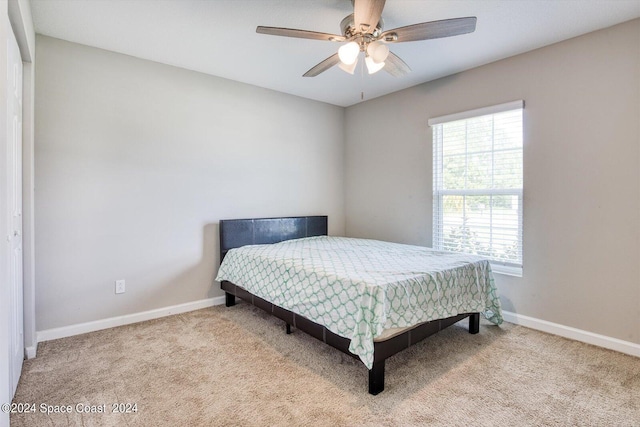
xmin=360 ymin=54 xmax=365 ymax=101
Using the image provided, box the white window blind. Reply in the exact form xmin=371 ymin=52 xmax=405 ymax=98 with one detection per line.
xmin=430 ymin=101 xmax=524 ymax=275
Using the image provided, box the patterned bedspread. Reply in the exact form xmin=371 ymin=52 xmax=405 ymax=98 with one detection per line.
xmin=215 ymin=236 xmax=503 ymax=369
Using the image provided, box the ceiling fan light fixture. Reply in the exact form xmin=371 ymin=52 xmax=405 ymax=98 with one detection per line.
xmin=338 ymin=41 xmax=359 ymax=65
xmin=367 ymin=41 xmax=389 ymax=64
xmin=338 ymin=58 xmax=358 ymax=75
xmin=365 ymin=55 xmax=385 ymax=74
xmin=257 ymin=1 xmax=477 ymax=79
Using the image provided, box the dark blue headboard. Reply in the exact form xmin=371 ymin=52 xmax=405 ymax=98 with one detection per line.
xmin=219 ymin=216 xmax=328 ymax=262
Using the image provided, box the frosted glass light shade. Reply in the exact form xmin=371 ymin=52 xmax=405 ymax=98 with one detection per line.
xmin=339 ymin=58 xmax=358 ymax=74
xmin=338 ymin=42 xmax=359 ymax=65
xmin=367 ymin=41 xmax=389 ymax=63
xmin=365 ymin=56 xmax=385 ymax=74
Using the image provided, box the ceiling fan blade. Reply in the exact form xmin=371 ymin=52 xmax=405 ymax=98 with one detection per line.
xmin=384 ymin=52 xmax=411 ymax=77
xmin=303 ymin=53 xmax=341 ymax=77
xmin=354 ymin=0 xmax=386 ymax=34
xmin=380 ymin=17 xmax=477 ymax=43
xmin=257 ymin=26 xmax=345 ymax=42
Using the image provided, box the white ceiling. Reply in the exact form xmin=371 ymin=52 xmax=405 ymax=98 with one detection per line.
xmin=30 ymin=0 xmax=640 ymax=107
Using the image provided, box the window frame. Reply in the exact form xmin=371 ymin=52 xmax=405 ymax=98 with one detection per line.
xmin=429 ymin=100 xmax=524 ymax=276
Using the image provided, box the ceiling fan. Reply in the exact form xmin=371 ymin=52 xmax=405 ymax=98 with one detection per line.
xmin=256 ymin=0 xmax=477 ymax=77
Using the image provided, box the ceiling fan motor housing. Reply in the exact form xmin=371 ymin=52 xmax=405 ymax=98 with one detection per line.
xmin=340 ymin=13 xmax=384 ymax=43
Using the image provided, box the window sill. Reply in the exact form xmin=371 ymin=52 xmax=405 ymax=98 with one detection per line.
xmin=491 ymin=264 xmax=522 ymax=277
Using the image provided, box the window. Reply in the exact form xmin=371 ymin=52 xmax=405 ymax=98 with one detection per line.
xmin=429 ymin=101 xmax=523 ymax=276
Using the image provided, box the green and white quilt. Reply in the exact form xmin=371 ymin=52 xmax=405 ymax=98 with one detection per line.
xmin=216 ymin=236 xmax=503 ymax=369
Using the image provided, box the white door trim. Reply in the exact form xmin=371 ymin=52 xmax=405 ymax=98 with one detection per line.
xmin=6 ymin=16 xmax=24 ymax=398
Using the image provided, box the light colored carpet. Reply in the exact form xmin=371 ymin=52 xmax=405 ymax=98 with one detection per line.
xmin=11 ymin=303 xmax=640 ymax=426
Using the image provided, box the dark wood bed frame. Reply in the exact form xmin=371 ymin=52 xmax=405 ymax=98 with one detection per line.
xmin=219 ymin=215 xmax=480 ymax=395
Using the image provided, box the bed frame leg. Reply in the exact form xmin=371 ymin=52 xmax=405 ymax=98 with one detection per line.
xmin=225 ymin=292 xmax=236 ymax=307
xmin=469 ymin=313 xmax=480 ymax=334
xmin=286 ymin=323 xmax=292 ymax=334
xmin=368 ymin=360 xmax=385 ymax=395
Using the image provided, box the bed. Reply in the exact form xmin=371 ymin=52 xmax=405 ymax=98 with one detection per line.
xmin=216 ymin=216 xmax=502 ymax=394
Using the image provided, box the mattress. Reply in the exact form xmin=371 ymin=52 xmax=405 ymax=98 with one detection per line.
xmin=216 ymin=236 xmax=503 ymax=368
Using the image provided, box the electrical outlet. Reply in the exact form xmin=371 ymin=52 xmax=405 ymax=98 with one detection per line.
xmin=115 ymin=279 xmax=126 ymax=294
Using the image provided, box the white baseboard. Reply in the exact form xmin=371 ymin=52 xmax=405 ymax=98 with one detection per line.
xmin=502 ymin=310 xmax=640 ymax=358
xmin=33 ymin=301 xmax=640 ymax=359
xmin=36 ymin=296 xmax=226 ymax=344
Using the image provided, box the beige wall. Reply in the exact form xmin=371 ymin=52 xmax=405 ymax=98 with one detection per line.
xmin=345 ymin=19 xmax=640 ymax=344
xmin=34 ymin=36 xmax=345 ymax=331
xmin=34 ymin=19 xmax=640 ymax=347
